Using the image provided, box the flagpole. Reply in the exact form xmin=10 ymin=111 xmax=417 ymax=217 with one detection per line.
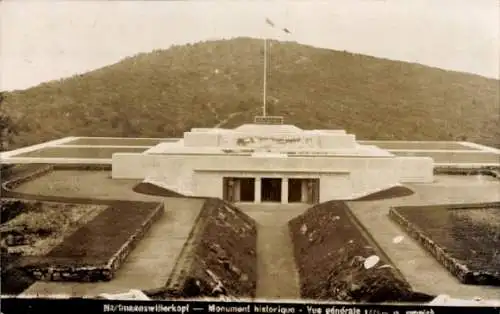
xmin=263 ymin=37 xmax=267 ymax=117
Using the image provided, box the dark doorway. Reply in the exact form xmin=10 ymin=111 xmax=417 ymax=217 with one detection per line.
xmin=240 ymin=178 xmax=255 ymax=202
xmin=223 ymin=177 xmax=255 ymax=202
xmin=261 ymin=178 xmax=282 ymax=202
xmin=288 ymin=178 xmax=303 ymax=203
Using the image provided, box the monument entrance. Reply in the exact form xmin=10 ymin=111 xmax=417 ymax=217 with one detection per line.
xmin=288 ymin=178 xmax=320 ymax=204
xmin=261 ymin=178 xmax=282 ymax=202
xmin=223 ymin=177 xmax=255 ymax=202
xmin=288 ymin=178 xmax=303 ymax=203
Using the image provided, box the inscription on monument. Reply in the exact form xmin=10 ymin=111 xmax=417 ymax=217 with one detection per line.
xmin=236 ymin=136 xmax=314 ymax=148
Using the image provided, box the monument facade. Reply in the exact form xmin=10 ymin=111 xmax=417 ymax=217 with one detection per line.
xmin=112 ymin=121 xmax=433 ymax=203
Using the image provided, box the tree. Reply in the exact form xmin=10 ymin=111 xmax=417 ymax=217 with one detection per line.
xmin=0 ymin=92 xmax=18 ymax=177
xmin=0 ymin=92 xmax=17 ymax=152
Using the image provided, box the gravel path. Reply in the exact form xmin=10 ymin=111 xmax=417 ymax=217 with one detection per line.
xmin=237 ymin=203 xmax=308 ymax=300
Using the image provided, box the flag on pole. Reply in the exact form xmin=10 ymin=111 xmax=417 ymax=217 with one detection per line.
xmin=265 ymin=18 xmax=275 ymax=27
xmin=265 ymin=18 xmax=292 ymax=34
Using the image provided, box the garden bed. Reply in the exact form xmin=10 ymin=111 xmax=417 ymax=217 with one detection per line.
xmin=390 ymin=202 xmax=500 ymax=286
xmin=0 ymin=199 xmax=108 ymax=295
xmin=288 ymin=201 xmax=434 ymax=303
xmin=1 ymin=200 xmax=107 ymax=256
xmin=147 ymin=198 xmax=257 ymax=300
xmin=21 ymin=201 xmax=164 ymax=282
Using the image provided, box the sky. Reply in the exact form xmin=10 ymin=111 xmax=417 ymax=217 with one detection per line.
xmin=1 ymin=0 xmax=499 ymax=91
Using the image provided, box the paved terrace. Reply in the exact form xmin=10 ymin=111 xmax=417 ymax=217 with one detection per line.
xmin=2 ymin=137 xmax=499 ymax=167
xmin=8 ymin=170 xmax=500 ymax=299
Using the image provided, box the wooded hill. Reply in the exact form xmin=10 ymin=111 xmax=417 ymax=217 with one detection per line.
xmin=2 ymin=37 xmax=498 ymax=149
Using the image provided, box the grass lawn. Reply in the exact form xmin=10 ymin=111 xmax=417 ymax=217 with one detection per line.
xmin=1 ymin=201 xmax=107 ymax=256
xmin=359 ymin=141 xmax=480 ymax=151
xmin=39 ymin=201 xmax=162 ymax=265
xmin=62 ymin=138 xmax=178 ymax=146
xmin=13 ymin=201 xmax=164 ymax=283
xmin=14 ymin=147 xmax=146 ymax=159
xmin=390 ymin=203 xmax=500 ymax=286
xmin=392 ymin=151 xmax=500 ymax=164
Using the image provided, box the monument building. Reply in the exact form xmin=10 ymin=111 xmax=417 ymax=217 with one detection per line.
xmin=112 ymin=117 xmax=433 ymax=204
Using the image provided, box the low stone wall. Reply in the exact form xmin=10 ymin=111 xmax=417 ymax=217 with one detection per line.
xmin=152 ymin=198 xmax=257 ymax=299
xmin=2 ymin=165 xmax=53 ymax=192
xmin=434 ymin=166 xmax=500 ymax=179
xmin=54 ymin=164 xmax=112 ymax=171
xmin=288 ymin=201 xmax=433 ymax=303
xmin=1 ymin=164 xmax=119 ymax=203
xmin=25 ymin=264 xmax=113 ymax=282
xmin=106 ymin=202 xmax=164 ymax=275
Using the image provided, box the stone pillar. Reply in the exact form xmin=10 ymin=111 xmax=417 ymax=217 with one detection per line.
xmin=314 ymin=179 xmax=320 ymax=203
xmin=301 ymin=180 xmax=308 ymax=203
xmin=281 ymin=178 xmax=289 ymax=204
xmin=227 ymin=179 xmax=234 ymax=202
xmin=254 ymin=177 xmax=261 ymax=203
xmin=234 ymin=179 xmax=241 ymax=202
xmin=307 ymin=180 xmax=314 ymax=204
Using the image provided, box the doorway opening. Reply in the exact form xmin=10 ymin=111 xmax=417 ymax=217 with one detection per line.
xmin=261 ymin=178 xmax=282 ymax=202
xmin=223 ymin=177 xmax=255 ymax=202
xmin=288 ymin=178 xmax=303 ymax=203
xmin=287 ymin=178 xmax=320 ymax=204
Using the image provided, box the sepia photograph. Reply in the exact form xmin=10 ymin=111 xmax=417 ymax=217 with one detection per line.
xmin=0 ymin=0 xmax=499 ymax=313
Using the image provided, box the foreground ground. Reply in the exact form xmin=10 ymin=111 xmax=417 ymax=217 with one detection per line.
xmin=20 ymin=197 xmax=205 ymax=296
xmin=3 ymin=169 xmax=500 ymax=299
xmin=346 ymin=175 xmax=500 ymax=299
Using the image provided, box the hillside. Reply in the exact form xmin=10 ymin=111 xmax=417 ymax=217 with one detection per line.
xmin=2 ymin=37 xmax=499 ymax=149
